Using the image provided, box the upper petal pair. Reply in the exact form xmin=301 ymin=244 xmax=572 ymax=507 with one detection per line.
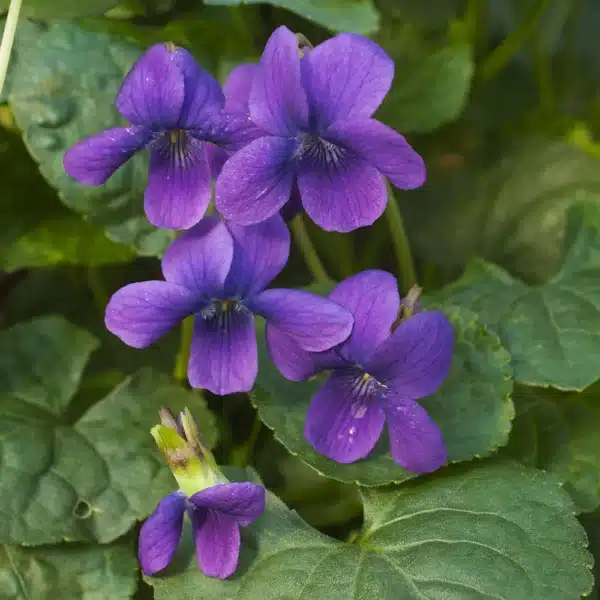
xmin=248 ymin=27 xmax=393 ymax=135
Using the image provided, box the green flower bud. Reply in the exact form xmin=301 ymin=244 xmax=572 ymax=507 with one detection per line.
xmin=151 ymin=407 xmax=223 ymax=498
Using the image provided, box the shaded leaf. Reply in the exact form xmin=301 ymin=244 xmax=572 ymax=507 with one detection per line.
xmin=203 ymin=0 xmax=379 ymax=34
xmin=401 ymin=139 xmax=600 ymax=284
xmin=149 ymin=461 xmax=592 ymax=600
xmin=0 ymin=540 xmax=137 ymax=599
xmin=253 ymin=306 xmax=513 ymax=486
xmin=438 ymin=202 xmax=600 ymax=390
xmin=377 ymin=43 xmax=474 ymax=133
xmin=0 ymin=316 xmax=217 ymax=545
xmin=6 ymin=21 xmax=173 ymax=256
xmin=504 ymin=383 xmax=600 ymax=512
xmin=3 ymin=266 xmax=180 ymax=382
xmin=0 ymin=125 xmax=133 ymax=271
xmin=2 ymin=215 xmax=134 ymax=272
xmin=0 ymin=0 xmax=119 ymax=19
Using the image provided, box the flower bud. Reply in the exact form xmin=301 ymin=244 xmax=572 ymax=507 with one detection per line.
xmin=151 ymin=407 xmax=223 ymax=498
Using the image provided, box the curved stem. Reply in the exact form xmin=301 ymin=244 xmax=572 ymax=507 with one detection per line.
xmin=384 ymin=186 xmax=417 ymax=294
xmin=173 ymin=315 xmax=194 ymax=384
xmin=290 ymin=215 xmax=330 ymax=284
xmin=478 ymin=0 xmax=550 ymax=83
xmin=86 ymin=268 xmax=109 ymax=313
xmin=0 ymin=0 xmax=23 ymax=95
xmin=234 ymin=410 xmax=262 ymax=468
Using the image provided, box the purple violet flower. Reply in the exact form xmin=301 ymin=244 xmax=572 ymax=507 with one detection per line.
xmin=215 ymin=27 xmax=427 ymax=233
xmin=266 ymin=270 xmax=455 ymax=473
xmin=140 ymin=408 xmax=265 ymax=579
xmin=105 ymin=214 xmax=353 ymax=395
xmin=64 ymin=43 xmax=228 ymax=230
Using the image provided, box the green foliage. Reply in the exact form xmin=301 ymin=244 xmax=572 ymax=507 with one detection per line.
xmin=505 ymin=383 xmax=600 ymax=512
xmin=0 ymin=125 xmax=134 ymax=270
xmin=0 ymin=540 xmax=137 ymax=599
xmin=377 ymin=43 xmax=474 ymax=133
xmin=438 ymin=203 xmax=600 ymax=390
xmin=253 ymin=306 xmax=514 ymax=486
xmin=0 ymin=317 xmax=217 ymax=546
xmin=401 ymin=140 xmax=600 ymax=283
xmin=148 ymin=461 xmax=592 ymax=599
xmin=0 ymin=0 xmax=120 ymax=19
xmin=203 ymin=0 xmax=380 ymax=34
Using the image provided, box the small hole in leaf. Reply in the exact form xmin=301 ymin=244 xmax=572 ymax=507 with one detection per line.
xmin=73 ymin=499 xmax=93 ymax=519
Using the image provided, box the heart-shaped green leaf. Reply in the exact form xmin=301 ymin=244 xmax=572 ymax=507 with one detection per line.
xmin=438 ymin=202 xmax=600 ymax=389
xmin=148 ymin=461 xmax=592 ymax=600
xmin=0 ymin=540 xmax=137 ymax=599
xmin=504 ymin=382 xmax=600 ymax=512
xmin=0 ymin=316 xmax=217 ymax=545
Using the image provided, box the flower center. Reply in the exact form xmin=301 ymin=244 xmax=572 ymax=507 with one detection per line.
xmin=198 ymin=298 xmax=248 ymax=331
xmin=150 ymin=129 xmax=202 ymax=169
xmin=296 ymin=133 xmax=347 ymax=169
xmin=342 ymin=368 xmax=386 ymax=418
xmin=169 ymin=129 xmax=184 ymax=144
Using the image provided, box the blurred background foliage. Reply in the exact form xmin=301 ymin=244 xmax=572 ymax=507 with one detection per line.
xmin=2 ymin=0 xmax=600 ymax=597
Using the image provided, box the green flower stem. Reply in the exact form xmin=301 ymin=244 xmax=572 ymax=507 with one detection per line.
xmin=478 ymin=0 xmax=550 ymax=83
xmin=233 ymin=410 xmax=263 ymax=468
xmin=290 ymin=215 xmax=331 ymax=284
xmin=532 ymin=36 xmax=554 ymax=115
xmin=384 ymin=186 xmax=417 ymax=293
xmin=463 ymin=0 xmax=480 ymax=46
xmin=86 ymin=268 xmax=110 ymax=313
xmin=0 ymin=0 xmax=22 ymax=95
xmin=173 ymin=315 xmax=194 ymax=384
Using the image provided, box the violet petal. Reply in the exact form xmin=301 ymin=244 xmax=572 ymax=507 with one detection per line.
xmin=215 ymin=136 xmax=296 ymax=226
xmin=189 ymin=507 xmax=241 ymax=580
xmin=302 ymin=33 xmax=393 ymax=132
xmin=116 ymin=43 xmax=184 ymax=128
xmin=224 ymin=63 xmax=259 ymax=112
xmin=138 ymin=492 xmax=185 ymax=575
xmin=105 ymin=281 xmax=197 ymax=348
xmin=224 ymin=215 xmax=290 ymax=298
xmin=190 ymin=482 xmax=265 ymax=527
xmin=145 ymin=134 xmax=211 ymax=229
xmin=249 ymin=26 xmax=308 ymax=136
xmin=327 ymin=119 xmax=426 ymax=190
xmin=172 ymin=47 xmax=224 ymax=128
xmin=304 ymin=370 xmax=385 ymax=463
xmin=384 ymin=392 xmax=447 ymax=473
xmin=368 ymin=311 xmax=455 ymax=399
xmin=188 ymin=310 xmax=257 ymax=395
xmin=297 ymin=147 xmax=387 ymax=233
xmin=63 ymin=125 xmax=151 ymax=185
xmin=250 ymin=288 xmax=353 ymax=352
xmin=161 ymin=216 xmax=233 ymax=297
xmin=328 ymin=270 xmax=400 ymax=364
